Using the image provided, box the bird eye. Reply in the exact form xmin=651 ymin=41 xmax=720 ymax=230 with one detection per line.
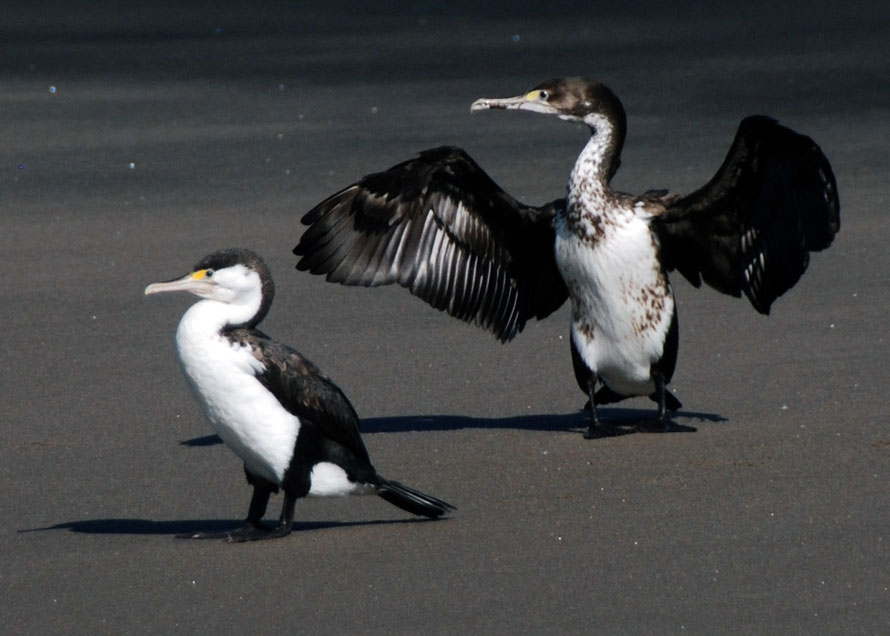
xmin=205 ymin=269 xmax=214 ymax=278
xmin=538 ymin=90 xmax=549 ymax=100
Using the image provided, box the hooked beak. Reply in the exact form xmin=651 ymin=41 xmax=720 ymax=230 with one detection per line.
xmin=470 ymin=89 xmax=556 ymax=115
xmin=470 ymin=94 xmax=529 ymax=112
xmin=145 ymin=271 xmax=215 ymax=297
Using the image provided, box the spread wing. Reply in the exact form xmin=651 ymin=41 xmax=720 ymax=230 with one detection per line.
xmin=294 ymin=146 xmax=568 ymax=342
xmin=232 ymin=330 xmax=370 ymax=463
xmin=652 ymin=115 xmax=840 ymax=314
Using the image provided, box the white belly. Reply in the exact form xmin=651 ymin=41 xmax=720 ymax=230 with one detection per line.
xmin=175 ymin=310 xmax=300 ymax=485
xmin=555 ymin=213 xmax=674 ymax=397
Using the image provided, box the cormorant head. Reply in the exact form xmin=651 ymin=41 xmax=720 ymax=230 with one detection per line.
xmin=471 ymin=77 xmax=626 ymax=130
xmin=471 ymin=77 xmax=627 ymax=179
xmin=145 ymin=248 xmax=274 ymax=329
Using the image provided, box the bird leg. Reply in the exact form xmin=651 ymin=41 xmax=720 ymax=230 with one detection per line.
xmin=177 ymin=481 xmax=283 ymax=542
xmin=267 ymin=491 xmax=297 ymax=539
xmin=225 ymin=486 xmax=297 ymax=542
xmin=583 ymin=373 xmax=614 ymax=439
xmin=638 ymin=372 xmax=688 ymax=433
xmin=217 ymin=489 xmax=296 ymax=542
xmin=655 ymin=373 xmax=668 ymax=424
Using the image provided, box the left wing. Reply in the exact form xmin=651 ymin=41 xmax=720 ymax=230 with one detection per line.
xmin=652 ymin=115 xmax=840 ymax=314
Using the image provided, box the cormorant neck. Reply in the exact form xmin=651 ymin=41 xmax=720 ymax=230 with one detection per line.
xmin=178 ymin=290 xmax=265 ymax=340
xmin=568 ymin=113 xmax=625 ymax=199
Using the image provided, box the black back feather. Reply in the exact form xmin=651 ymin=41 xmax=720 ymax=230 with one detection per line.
xmin=225 ymin=329 xmax=371 ymax=465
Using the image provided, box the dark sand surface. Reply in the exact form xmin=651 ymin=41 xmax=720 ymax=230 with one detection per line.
xmin=2 ymin=1 xmax=888 ymax=632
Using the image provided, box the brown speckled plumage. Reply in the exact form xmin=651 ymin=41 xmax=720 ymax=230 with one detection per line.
xmin=294 ymin=77 xmax=839 ymax=436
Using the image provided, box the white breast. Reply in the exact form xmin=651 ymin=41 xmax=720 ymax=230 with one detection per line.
xmin=174 ymin=302 xmax=300 ymax=485
xmin=555 ymin=204 xmax=674 ymax=397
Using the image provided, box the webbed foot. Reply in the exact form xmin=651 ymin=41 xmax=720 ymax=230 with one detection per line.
xmin=584 ymin=423 xmax=618 ymax=439
xmin=176 ymin=521 xmax=292 ymax=542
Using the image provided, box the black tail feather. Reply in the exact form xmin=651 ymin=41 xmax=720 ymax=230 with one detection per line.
xmin=376 ymin=479 xmax=455 ymax=519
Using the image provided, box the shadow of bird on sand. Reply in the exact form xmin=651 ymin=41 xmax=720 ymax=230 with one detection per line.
xmin=177 ymin=408 xmax=726 ymax=446
xmin=21 ymin=516 xmax=434 ymax=537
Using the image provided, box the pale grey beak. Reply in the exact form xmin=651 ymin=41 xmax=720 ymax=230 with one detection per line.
xmin=470 ymin=91 xmax=557 ymax=116
xmin=470 ymin=94 xmax=530 ymax=112
xmin=145 ymin=273 xmax=214 ymax=297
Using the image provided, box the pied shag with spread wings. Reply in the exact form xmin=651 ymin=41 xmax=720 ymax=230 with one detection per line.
xmin=294 ymin=77 xmax=839 ymax=438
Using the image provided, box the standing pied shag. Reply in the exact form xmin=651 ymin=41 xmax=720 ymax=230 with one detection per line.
xmin=293 ymin=77 xmax=840 ymax=439
xmin=146 ymin=248 xmax=454 ymax=541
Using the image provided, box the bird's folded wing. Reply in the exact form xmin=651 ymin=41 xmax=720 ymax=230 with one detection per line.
xmin=245 ymin=334 xmax=370 ymax=462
